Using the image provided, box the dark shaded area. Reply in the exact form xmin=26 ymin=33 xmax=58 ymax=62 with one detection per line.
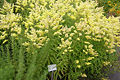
xmin=109 ymin=72 xmax=120 ymax=80
xmin=109 ymin=47 xmax=120 ymax=80
xmin=0 ymin=0 xmax=16 ymax=8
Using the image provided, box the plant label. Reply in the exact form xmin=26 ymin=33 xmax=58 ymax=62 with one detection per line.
xmin=48 ymin=64 xmax=57 ymax=72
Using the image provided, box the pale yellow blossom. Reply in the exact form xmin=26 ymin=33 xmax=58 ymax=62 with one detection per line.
xmin=70 ymin=33 xmax=74 ymax=37
xmin=87 ymin=57 xmax=94 ymax=60
xmin=77 ymin=38 xmax=80 ymax=40
xmin=81 ymin=73 xmax=87 ymax=77
xmin=75 ymin=60 xmax=79 ymax=64
xmin=85 ymin=62 xmax=91 ymax=65
xmin=77 ymin=65 xmax=81 ymax=68
xmin=103 ymin=61 xmax=110 ymax=66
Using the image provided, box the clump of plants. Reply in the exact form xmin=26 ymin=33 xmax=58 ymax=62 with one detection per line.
xmin=0 ymin=0 xmax=120 ymax=80
xmin=97 ymin=0 xmax=120 ymax=17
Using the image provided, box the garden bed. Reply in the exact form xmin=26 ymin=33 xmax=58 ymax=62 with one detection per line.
xmin=0 ymin=0 xmax=120 ymax=80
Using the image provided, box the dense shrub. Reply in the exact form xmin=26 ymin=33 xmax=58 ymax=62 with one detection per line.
xmin=0 ymin=0 xmax=120 ymax=80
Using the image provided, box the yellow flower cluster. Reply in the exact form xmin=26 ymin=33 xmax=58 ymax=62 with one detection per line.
xmin=81 ymin=73 xmax=87 ymax=77
xmin=103 ymin=61 xmax=110 ymax=66
xmin=0 ymin=0 xmax=120 ymax=78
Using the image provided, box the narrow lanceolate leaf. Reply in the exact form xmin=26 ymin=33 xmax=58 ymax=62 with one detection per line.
xmin=15 ymin=38 xmax=25 ymax=80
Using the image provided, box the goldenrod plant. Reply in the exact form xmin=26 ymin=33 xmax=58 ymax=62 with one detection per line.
xmin=0 ymin=0 xmax=120 ymax=80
